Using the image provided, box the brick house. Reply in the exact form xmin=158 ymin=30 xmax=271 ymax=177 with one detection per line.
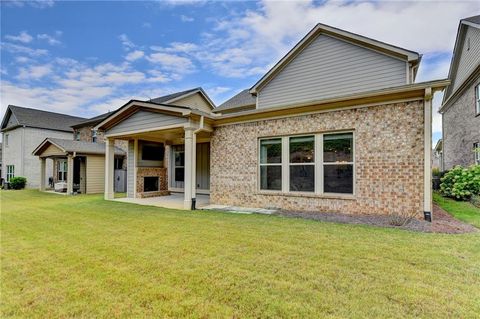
xmin=440 ymin=15 xmax=480 ymax=170
xmin=96 ymin=23 xmax=448 ymax=220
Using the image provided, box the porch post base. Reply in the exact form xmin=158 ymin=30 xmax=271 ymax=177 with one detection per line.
xmin=184 ymin=199 xmax=192 ymax=210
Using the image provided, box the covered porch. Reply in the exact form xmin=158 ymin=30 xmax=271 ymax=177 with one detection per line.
xmin=98 ymin=100 xmax=215 ymax=210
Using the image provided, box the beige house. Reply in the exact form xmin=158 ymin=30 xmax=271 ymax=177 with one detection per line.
xmin=97 ymin=24 xmax=448 ymax=221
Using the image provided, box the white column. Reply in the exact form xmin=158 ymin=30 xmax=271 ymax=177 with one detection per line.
xmin=67 ymin=155 xmax=74 ymax=195
xmin=39 ymin=157 xmax=46 ymax=191
xmin=184 ymin=128 xmax=194 ymax=210
xmin=133 ymin=139 xmax=138 ymax=198
xmin=191 ymin=132 xmax=197 ymax=203
xmin=105 ymin=138 xmax=115 ymax=200
xmin=424 ymin=88 xmax=433 ymax=221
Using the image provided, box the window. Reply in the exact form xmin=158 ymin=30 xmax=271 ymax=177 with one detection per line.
xmin=92 ymin=130 xmax=97 ymax=143
xmin=289 ymin=136 xmax=315 ymax=192
xmin=323 ymin=133 xmax=354 ymax=194
xmin=258 ymin=132 xmax=354 ymax=195
xmin=259 ymin=138 xmax=282 ymax=190
xmin=174 ymin=146 xmax=185 ymax=182
xmin=74 ymin=131 xmax=80 ymax=141
xmin=4 ymin=134 xmax=8 ymax=147
xmin=6 ymin=165 xmax=14 ymax=182
xmin=57 ymin=160 xmax=67 ymax=181
xmin=114 ymin=158 xmax=123 ymax=169
xmin=475 ymin=84 xmax=480 ymax=115
xmin=474 ymin=142 xmax=480 ymax=165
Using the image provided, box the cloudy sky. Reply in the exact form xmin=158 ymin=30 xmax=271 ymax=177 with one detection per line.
xmin=1 ymin=0 xmax=479 ymax=145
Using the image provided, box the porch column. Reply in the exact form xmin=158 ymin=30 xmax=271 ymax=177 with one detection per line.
xmin=423 ymin=88 xmax=433 ymax=221
xmin=105 ymin=138 xmax=115 ymax=200
xmin=67 ymin=155 xmax=74 ymax=195
xmin=184 ymin=127 xmax=196 ymax=210
xmin=133 ymin=139 xmax=138 ymax=198
xmin=39 ymin=157 xmax=46 ymax=191
xmin=191 ymin=132 xmax=197 ymax=204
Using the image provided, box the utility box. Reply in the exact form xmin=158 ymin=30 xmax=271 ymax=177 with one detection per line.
xmin=114 ymin=169 xmax=127 ymax=193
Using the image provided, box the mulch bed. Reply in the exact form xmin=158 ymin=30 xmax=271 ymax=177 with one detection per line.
xmin=275 ymin=204 xmax=478 ymax=234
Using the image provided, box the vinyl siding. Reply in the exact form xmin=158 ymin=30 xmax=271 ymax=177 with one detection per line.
xmin=40 ymin=144 xmax=65 ymax=157
xmin=173 ymin=93 xmax=212 ymax=113
xmin=127 ymin=140 xmax=135 ymax=197
xmin=450 ymin=25 xmax=480 ymax=96
xmin=257 ymin=34 xmax=407 ymax=109
xmin=107 ymin=110 xmax=187 ymax=135
xmin=86 ymin=155 xmax=105 ymax=194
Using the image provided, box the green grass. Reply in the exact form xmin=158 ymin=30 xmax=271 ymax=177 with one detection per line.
xmin=2 ymin=190 xmax=480 ymax=318
xmin=433 ymin=192 xmax=480 ymax=228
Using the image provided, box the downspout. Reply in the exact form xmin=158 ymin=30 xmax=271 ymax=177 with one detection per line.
xmin=191 ymin=115 xmax=206 ymax=210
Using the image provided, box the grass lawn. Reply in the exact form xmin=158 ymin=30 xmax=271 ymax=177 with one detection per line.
xmin=2 ymin=190 xmax=480 ymax=318
xmin=433 ymin=192 xmax=480 ymax=228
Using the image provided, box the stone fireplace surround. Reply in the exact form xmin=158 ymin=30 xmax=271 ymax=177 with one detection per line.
xmin=136 ymin=167 xmax=169 ymax=198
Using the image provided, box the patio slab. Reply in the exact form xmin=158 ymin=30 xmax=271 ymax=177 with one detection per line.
xmin=201 ymin=204 xmax=277 ymax=215
xmin=113 ymin=193 xmax=210 ymax=210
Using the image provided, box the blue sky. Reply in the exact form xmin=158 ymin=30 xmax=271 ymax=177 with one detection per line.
xmin=1 ymin=0 xmax=479 ymax=145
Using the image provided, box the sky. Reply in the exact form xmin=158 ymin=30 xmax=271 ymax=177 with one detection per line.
xmin=1 ymin=0 xmax=479 ymax=146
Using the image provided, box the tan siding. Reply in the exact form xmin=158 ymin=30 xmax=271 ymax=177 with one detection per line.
xmin=173 ymin=93 xmax=213 ymax=112
xmin=258 ymin=34 xmax=407 ymax=109
xmin=107 ymin=110 xmax=186 ymax=135
xmin=40 ymin=144 xmax=65 ymax=157
xmin=86 ymin=155 xmax=105 ymax=194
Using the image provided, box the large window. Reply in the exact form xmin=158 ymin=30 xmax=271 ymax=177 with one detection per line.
xmin=259 ymin=138 xmax=282 ymax=191
xmin=323 ymin=133 xmax=354 ymax=194
xmin=259 ymin=132 xmax=354 ymax=195
xmin=57 ymin=160 xmax=67 ymax=181
xmin=289 ymin=136 xmax=315 ymax=192
xmin=174 ymin=146 xmax=185 ymax=183
xmin=476 ymin=84 xmax=480 ymax=115
xmin=6 ymin=165 xmax=14 ymax=182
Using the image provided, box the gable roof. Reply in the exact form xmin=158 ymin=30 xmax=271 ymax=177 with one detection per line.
xmin=71 ymin=112 xmax=113 ymax=129
xmin=250 ymin=23 xmax=421 ymax=95
xmin=33 ymin=137 xmax=125 ymax=156
xmin=1 ymin=105 xmax=86 ymax=132
xmin=441 ymin=15 xmax=480 ymax=111
xmin=150 ymin=87 xmax=215 ymax=110
xmin=214 ymin=89 xmax=256 ymax=113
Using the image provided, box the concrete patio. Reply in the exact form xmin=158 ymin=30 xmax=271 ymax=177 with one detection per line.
xmin=113 ymin=193 xmax=210 ymax=210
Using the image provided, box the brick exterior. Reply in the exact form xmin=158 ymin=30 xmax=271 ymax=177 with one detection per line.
xmin=210 ymin=100 xmax=425 ymax=217
xmin=136 ymin=167 xmax=169 ymax=198
xmin=442 ymin=78 xmax=480 ymax=170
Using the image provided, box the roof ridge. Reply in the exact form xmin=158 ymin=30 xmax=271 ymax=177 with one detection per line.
xmin=9 ymin=105 xmax=87 ymax=120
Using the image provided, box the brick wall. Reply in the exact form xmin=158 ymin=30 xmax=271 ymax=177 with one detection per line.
xmin=442 ymin=78 xmax=480 ymax=170
xmin=210 ymin=100 xmax=425 ymax=217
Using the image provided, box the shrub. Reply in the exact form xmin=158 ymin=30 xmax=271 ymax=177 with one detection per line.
xmin=440 ymin=165 xmax=480 ymax=200
xmin=9 ymin=177 xmax=27 ymax=190
xmin=432 ymin=167 xmax=441 ymax=177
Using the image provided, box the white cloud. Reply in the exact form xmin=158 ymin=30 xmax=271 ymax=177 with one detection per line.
xmin=118 ymin=34 xmax=135 ymax=50
xmin=37 ymin=33 xmax=61 ymax=45
xmin=125 ymin=50 xmax=145 ymax=61
xmin=146 ymin=52 xmax=196 ymax=75
xmin=1 ymin=42 xmax=48 ymax=56
xmin=6 ymin=0 xmax=55 ymax=8
xmin=5 ymin=31 xmax=33 ymax=43
xmin=180 ymin=15 xmax=194 ymax=22
xmin=17 ymin=64 xmax=52 ymax=80
xmin=15 ymin=56 xmax=32 ymax=63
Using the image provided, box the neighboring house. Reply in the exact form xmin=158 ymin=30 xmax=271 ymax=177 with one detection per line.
xmin=440 ymin=15 xmax=480 ymax=170
xmin=0 ymin=142 xmax=2 ymax=183
xmin=0 ymin=105 xmax=86 ymax=188
xmin=432 ymin=139 xmax=443 ymax=171
xmin=96 ymin=24 xmax=448 ymax=221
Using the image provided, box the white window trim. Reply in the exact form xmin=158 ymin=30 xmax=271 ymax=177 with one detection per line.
xmin=57 ymin=159 xmax=67 ymax=181
xmin=258 ymin=131 xmax=355 ymax=196
xmin=475 ymin=84 xmax=480 ymax=116
xmin=6 ymin=165 xmax=14 ymax=182
xmin=474 ymin=142 xmax=480 ymax=165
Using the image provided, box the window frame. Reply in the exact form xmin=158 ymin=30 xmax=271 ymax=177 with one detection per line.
xmin=258 ymin=131 xmax=355 ymax=196
xmin=259 ymin=138 xmax=283 ymax=191
xmin=57 ymin=159 xmax=67 ymax=181
xmin=475 ymin=83 xmax=480 ymax=116
xmin=474 ymin=142 xmax=480 ymax=165
xmin=92 ymin=130 xmax=97 ymax=143
xmin=6 ymin=165 xmax=14 ymax=182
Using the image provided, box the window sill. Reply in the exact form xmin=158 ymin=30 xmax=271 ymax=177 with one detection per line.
xmin=256 ymin=190 xmax=356 ymax=200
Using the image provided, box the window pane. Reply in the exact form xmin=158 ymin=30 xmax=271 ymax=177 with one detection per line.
xmin=260 ymin=139 xmax=282 ymax=164
xmin=260 ymin=165 xmax=282 ymax=190
xmin=175 ymin=152 xmax=185 ymax=166
xmin=290 ymin=136 xmax=314 ymax=163
xmin=324 ymin=133 xmax=353 ymax=162
xmin=290 ymin=165 xmax=314 ymax=192
xmin=175 ymin=167 xmax=185 ymax=182
xmin=324 ymin=164 xmax=353 ymax=194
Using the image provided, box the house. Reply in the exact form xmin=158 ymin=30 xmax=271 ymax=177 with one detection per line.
xmin=439 ymin=15 xmax=480 ymax=169
xmin=432 ymin=139 xmax=443 ymax=171
xmin=1 ymin=105 xmax=86 ymax=188
xmin=96 ymin=24 xmax=448 ymax=221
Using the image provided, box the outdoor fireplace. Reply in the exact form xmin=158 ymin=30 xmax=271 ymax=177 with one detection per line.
xmin=144 ymin=176 xmax=159 ymax=192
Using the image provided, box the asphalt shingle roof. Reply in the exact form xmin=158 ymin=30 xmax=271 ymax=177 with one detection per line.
xmin=214 ymin=89 xmax=256 ymax=112
xmin=71 ymin=111 xmax=113 ymax=128
xmin=150 ymin=88 xmax=201 ymax=104
xmin=463 ymin=15 xmax=480 ymax=25
xmin=5 ymin=105 xmax=86 ymax=132
xmin=47 ymin=138 xmax=125 ymax=155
